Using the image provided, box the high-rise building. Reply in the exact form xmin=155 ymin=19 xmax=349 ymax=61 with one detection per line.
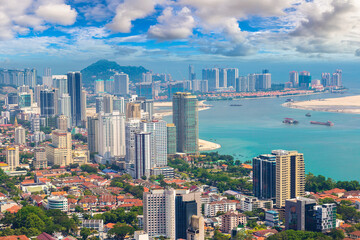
xmin=67 ymin=72 xmax=83 ymax=126
xmin=248 ymin=74 xmax=256 ymax=92
xmin=45 ymin=130 xmax=72 ymax=166
xmin=143 ymin=189 xmax=201 ymax=240
xmin=253 ymin=154 xmax=276 ymax=200
xmin=57 ymin=94 xmax=71 ymax=127
xmin=24 ymin=68 xmax=37 ymax=88
xmin=167 ymin=123 xmax=176 ymax=155
xmin=40 ymin=90 xmax=55 ymax=117
xmin=105 ymin=79 xmax=114 ymax=94
xmin=331 ymin=70 xmax=342 ymax=87
xmin=34 ymin=85 xmax=45 ymax=105
xmin=96 ymin=97 xmax=104 ymax=113
xmin=136 ymin=83 xmax=154 ymax=99
xmin=15 ymin=126 xmax=26 ymax=145
xmin=96 ymin=112 xmax=126 ymax=163
xmin=42 ymin=67 xmax=52 ymax=88
xmin=189 ymin=65 xmax=196 ymax=80
xmin=95 ymin=79 xmax=104 ymax=94
xmin=134 ymin=132 xmax=152 ymax=179
xmin=202 ymin=68 xmax=219 ymax=91
xmin=114 ymin=73 xmax=129 ymax=95
xmin=18 ymin=92 xmax=33 ymax=108
xmin=314 ymin=203 xmax=337 ymax=232
xmin=137 ymin=98 xmax=154 ymax=120
xmin=173 ymin=93 xmax=198 ymax=154
xmin=31 ymin=114 xmax=41 ymax=132
xmin=53 ymin=75 xmax=68 ymax=96
xmin=113 ymin=97 xmax=125 ymax=114
xmin=275 ymin=150 xmax=305 ymax=208
xmin=220 ymin=211 xmax=247 ymax=234
xmin=33 ymin=147 xmax=47 ymax=169
xmin=126 ymin=102 xmax=141 ymax=120
xmin=236 ymin=76 xmax=249 ymax=92
xmin=219 ymin=68 xmax=227 ymax=88
xmin=321 ymin=73 xmax=331 ymax=87
xmin=141 ymin=119 xmax=167 ymax=167
xmin=299 ymin=71 xmax=311 ymax=89
xmin=186 ymin=215 xmax=204 ymax=240
xmin=175 ymin=191 xmax=201 ymax=239
xmin=256 ymin=70 xmax=272 ymax=90
xmin=285 ymin=197 xmax=317 ymax=231
xmin=192 ymin=80 xmax=208 ymax=93
xmin=87 ymin=116 xmax=99 ymax=153
xmin=57 ymin=115 xmax=69 ymax=131
xmin=81 ymin=90 xmax=87 ymax=126
xmin=6 ymin=146 xmax=19 ymax=171
xmin=226 ymin=68 xmax=239 ymax=89
xmin=289 ymin=71 xmax=299 ymax=88
xmin=103 ymin=94 xmax=114 ymax=114
xmin=125 ymin=120 xmax=141 ymax=169
xmin=144 ymin=189 xmax=176 ymax=239
xmin=142 ymin=72 xmax=153 ymax=83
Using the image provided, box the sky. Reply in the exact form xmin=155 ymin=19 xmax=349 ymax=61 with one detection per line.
xmin=1 ymin=0 xmax=360 ymax=81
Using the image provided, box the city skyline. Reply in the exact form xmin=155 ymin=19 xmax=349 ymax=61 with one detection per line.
xmin=0 ymin=1 xmax=360 ymax=81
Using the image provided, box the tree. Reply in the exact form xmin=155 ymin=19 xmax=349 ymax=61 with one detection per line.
xmin=108 ymin=224 xmax=135 ymax=240
xmin=80 ymin=227 xmax=92 ymax=240
xmin=329 ymin=228 xmax=345 ymax=240
xmin=213 ymin=230 xmax=230 ymax=240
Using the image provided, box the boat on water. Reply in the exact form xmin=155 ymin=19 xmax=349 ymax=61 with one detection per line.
xmin=305 ymin=113 xmax=311 ymax=117
xmin=285 ymin=98 xmax=294 ymax=102
xmin=310 ymin=121 xmax=334 ymax=126
xmin=283 ymin=118 xmax=299 ymax=124
xmin=230 ymin=104 xmax=242 ymax=106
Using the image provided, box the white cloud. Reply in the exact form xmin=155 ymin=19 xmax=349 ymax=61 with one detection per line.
xmin=107 ymin=0 xmax=163 ymax=33
xmin=36 ymin=3 xmax=77 ymax=25
xmin=148 ymin=7 xmax=195 ymax=41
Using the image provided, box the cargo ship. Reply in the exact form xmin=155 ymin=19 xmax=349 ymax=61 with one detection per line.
xmin=283 ymin=118 xmax=299 ymax=124
xmin=310 ymin=121 xmax=334 ymax=126
xmin=230 ymin=104 xmax=242 ymax=106
xmin=305 ymin=113 xmax=311 ymax=117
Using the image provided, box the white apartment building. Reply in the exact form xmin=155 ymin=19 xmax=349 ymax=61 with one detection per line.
xmin=204 ymin=199 xmax=237 ymax=217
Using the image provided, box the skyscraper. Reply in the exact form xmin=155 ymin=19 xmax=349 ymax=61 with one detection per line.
xmin=114 ymin=73 xmax=129 ymax=95
xmin=299 ymin=71 xmax=311 ymax=89
xmin=219 ymin=69 xmax=227 ymax=88
xmin=57 ymin=115 xmax=69 ymax=131
xmin=125 ymin=120 xmax=141 ymax=169
xmin=42 ymin=67 xmax=52 ymax=88
xmin=167 ymin=123 xmax=176 ymax=155
xmin=40 ymin=90 xmax=55 ymax=117
xmin=6 ymin=146 xmax=19 ymax=171
xmin=289 ymin=71 xmax=299 ymax=88
xmin=33 ymin=147 xmax=47 ymax=169
xmin=187 ymin=215 xmax=205 ymax=240
xmin=95 ymin=79 xmax=104 ymax=93
xmin=274 ymin=150 xmax=305 ymax=208
xmin=331 ymin=69 xmax=342 ymax=87
xmin=253 ymin=154 xmax=276 ymax=200
xmin=53 ymin=75 xmax=68 ymax=96
xmin=321 ymin=73 xmax=331 ymax=87
xmin=113 ymin=97 xmax=125 ymax=114
xmin=226 ymin=68 xmax=239 ymax=89
xmin=57 ymin=94 xmax=71 ymax=127
xmin=126 ymin=102 xmax=141 ymax=120
xmin=189 ymin=65 xmax=196 ymax=80
xmin=87 ymin=116 xmax=99 ymax=153
xmin=256 ymin=70 xmax=272 ymax=90
xmin=173 ymin=93 xmax=198 ymax=154
xmin=45 ymin=130 xmax=72 ymax=166
xmin=15 ymin=126 xmax=26 ymax=145
xmin=285 ymin=197 xmax=317 ymax=231
xmin=134 ymin=132 xmax=152 ymax=179
xmin=202 ymin=68 xmax=219 ymax=91
xmin=96 ymin=112 xmax=126 ymax=163
xmin=103 ymin=94 xmax=114 ymax=114
xmin=141 ymin=119 xmax=167 ymax=167
xmin=67 ymin=72 xmax=83 ymax=126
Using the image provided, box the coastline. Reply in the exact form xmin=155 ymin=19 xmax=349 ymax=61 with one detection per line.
xmin=282 ymin=95 xmax=360 ymax=114
xmin=153 ymin=100 xmax=211 ymax=118
xmin=199 ymin=139 xmax=221 ymax=151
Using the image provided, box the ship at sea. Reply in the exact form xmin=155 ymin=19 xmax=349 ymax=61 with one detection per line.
xmin=310 ymin=121 xmax=334 ymax=126
xmin=305 ymin=113 xmax=311 ymax=117
xmin=283 ymin=118 xmax=299 ymax=124
xmin=230 ymin=104 xmax=242 ymax=106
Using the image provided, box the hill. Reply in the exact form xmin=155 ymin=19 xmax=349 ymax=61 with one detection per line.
xmin=81 ymin=59 xmax=148 ymax=84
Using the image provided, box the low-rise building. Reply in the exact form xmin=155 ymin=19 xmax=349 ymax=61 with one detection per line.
xmin=220 ymin=210 xmax=247 ymax=234
xmin=82 ymin=219 xmax=104 ymax=233
xmin=265 ymin=210 xmax=279 ymax=227
xmin=204 ymin=199 xmax=237 ymax=217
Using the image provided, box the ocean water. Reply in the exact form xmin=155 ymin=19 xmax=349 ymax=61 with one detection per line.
xmin=165 ymin=90 xmax=360 ymax=181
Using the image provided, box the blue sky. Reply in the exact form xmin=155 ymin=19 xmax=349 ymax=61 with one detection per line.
xmin=1 ymin=0 xmax=360 ymax=81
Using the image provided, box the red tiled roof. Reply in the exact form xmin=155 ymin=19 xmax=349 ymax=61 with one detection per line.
xmin=0 ymin=235 xmax=29 ymax=240
xmin=7 ymin=205 xmax=21 ymax=213
xmin=350 ymin=231 xmax=360 ymax=237
xmin=323 ymin=188 xmax=346 ymax=194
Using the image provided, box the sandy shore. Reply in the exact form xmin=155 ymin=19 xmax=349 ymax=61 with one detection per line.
xmin=283 ymin=95 xmax=360 ymax=114
xmin=199 ymin=139 xmax=221 ymax=151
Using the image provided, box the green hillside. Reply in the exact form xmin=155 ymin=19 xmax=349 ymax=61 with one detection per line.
xmin=81 ymin=59 xmax=148 ymax=84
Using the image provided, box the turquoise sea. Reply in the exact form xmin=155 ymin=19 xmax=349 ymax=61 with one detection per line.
xmin=165 ymin=89 xmax=360 ymax=181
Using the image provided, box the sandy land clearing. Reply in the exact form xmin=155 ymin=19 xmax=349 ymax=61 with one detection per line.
xmin=199 ymin=139 xmax=221 ymax=151
xmin=283 ymin=95 xmax=360 ymax=114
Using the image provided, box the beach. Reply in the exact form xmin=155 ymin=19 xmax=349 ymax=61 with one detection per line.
xmin=283 ymin=95 xmax=360 ymax=114
xmin=198 ymin=139 xmax=221 ymax=151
